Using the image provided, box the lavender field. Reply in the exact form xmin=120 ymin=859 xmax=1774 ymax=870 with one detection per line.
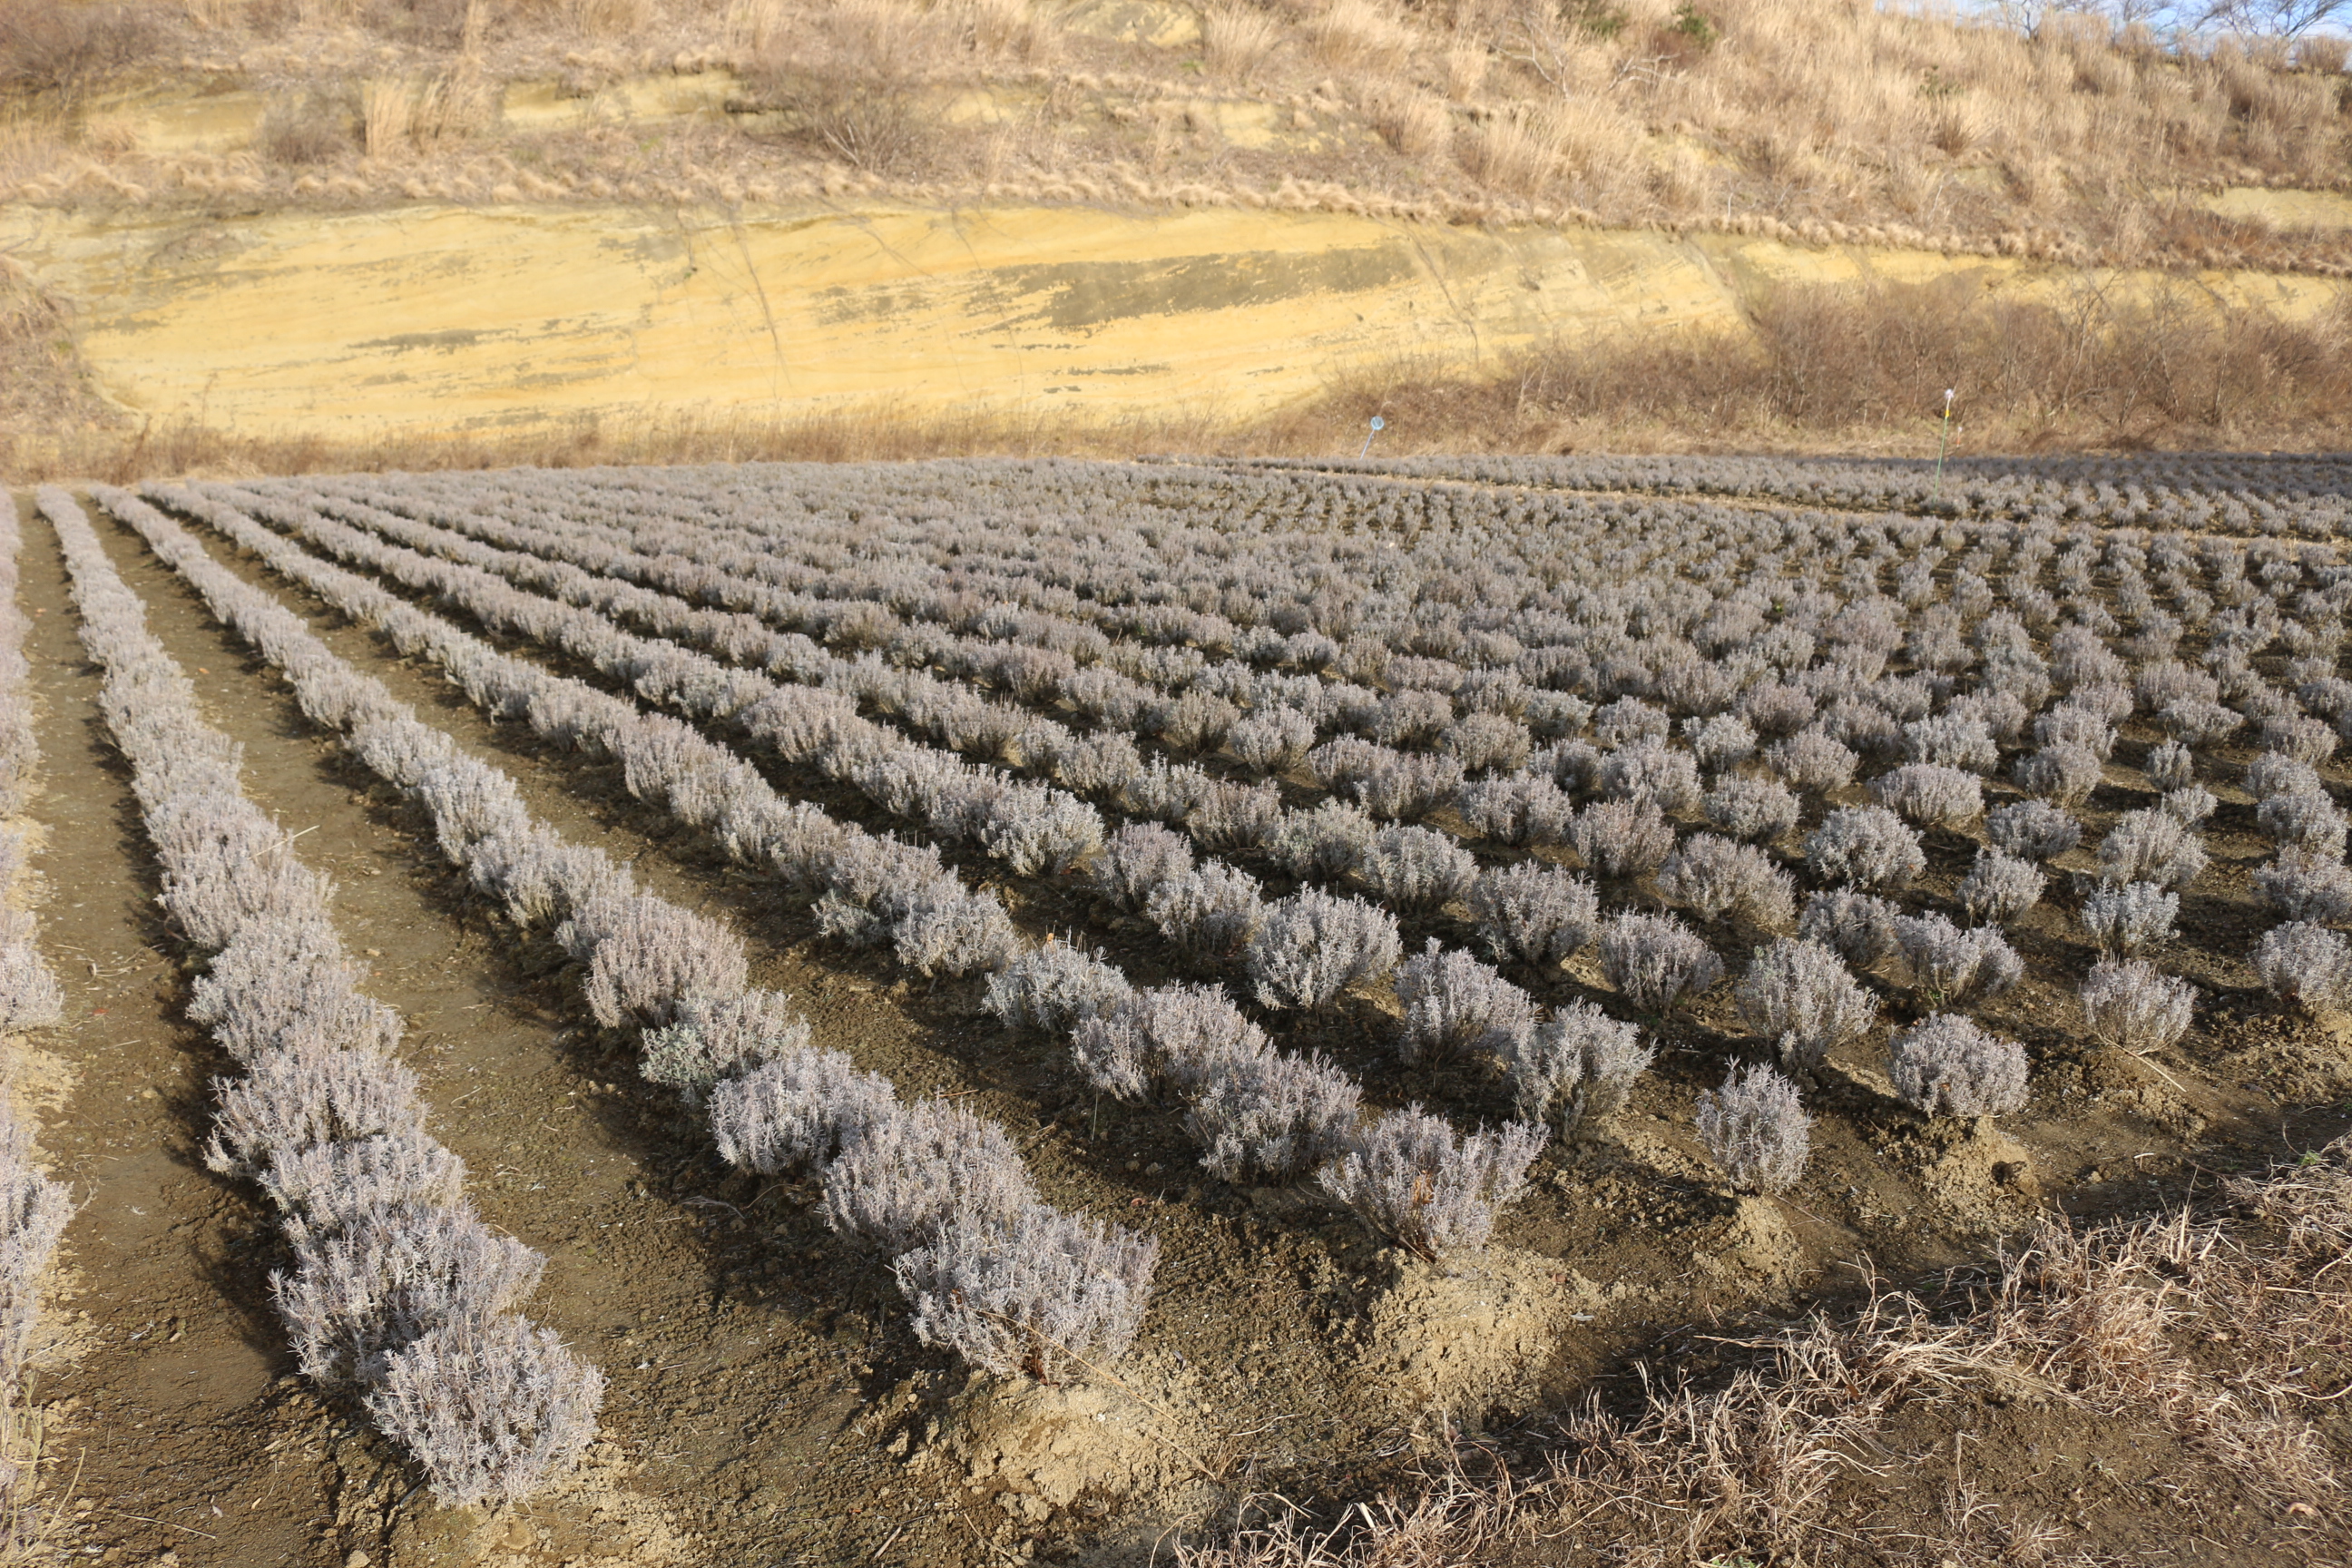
xmin=8 ymin=454 xmax=2352 ymax=1567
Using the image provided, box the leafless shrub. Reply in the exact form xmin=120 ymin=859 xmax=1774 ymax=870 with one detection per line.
xmin=1456 ymin=773 xmax=1573 ymax=847
xmin=573 ymin=896 xmax=749 ymax=1028
xmin=364 ymin=1312 xmax=605 ymax=1509
xmin=1394 ymin=940 xmax=1537 ymax=1063
xmin=0 ymin=941 xmax=62 ymax=1032
xmin=1956 ymin=848 xmax=2045 ymax=927
xmin=1903 ymin=713 xmax=1998 ymax=774
xmin=205 ymin=1044 xmax=428 ymax=1179
xmin=1051 ymin=730 xmax=1144 ymax=797
xmin=896 ymin=1206 xmax=1159 ymax=1384
xmin=1886 ymin=1014 xmax=2029 ymax=1119
xmin=1740 ymin=681 xmax=1816 ymax=737
xmin=708 ymin=1044 xmax=898 ymax=1175
xmin=1147 ymin=862 xmax=1268 ymax=965
xmin=2097 ymin=808 xmax=2208 ymax=889
xmin=1442 ymin=713 xmax=1532 ymax=776
xmin=2160 ymin=784 xmax=2218 ymax=827
xmin=1803 ymin=806 xmax=1924 ymax=892
xmin=1598 ymin=738 xmax=1702 ymax=813
xmin=1187 ymin=1049 xmax=1362 ymax=1185
xmin=1228 ymin=708 xmax=1318 ymax=774
xmin=1798 ymin=887 xmax=1898 ymax=969
xmin=630 ymin=989 xmax=808 ymax=1106
xmin=2255 ymin=848 xmax=2352 ymax=925
xmin=1505 ymin=1001 xmax=1652 ymax=1141
xmin=1090 ymin=821 xmax=1194 ymax=915
xmin=2160 ymin=697 xmax=2242 ymax=748
xmin=0 ymin=1113 xmax=69 ymax=1377
xmin=1248 ymin=890 xmax=1402 ymax=1011
xmin=1354 ymin=750 xmax=1466 ymax=820
xmin=1467 ymin=861 xmax=1599 ymax=967
xmin=187 ymin=917 xmax=403 ymax=1065
xmin=1159 ymin=691 xmax=1240 ymax=755
xmin=1356 ymin=824 xmax=1475 ymax=913
xmin=985 ymin=944 xmax=1132 ymax=1037
xmin=821 ymin=1098 xmax=1037 ymax=1251
xmin=1371 ymin=689 xmax=1453 ymax=749
xmin=1307 ymin=736 xmax=1385 ymax=794
xmin=2082 ymin=880 xmax=2178 ymax=956
xmin=1702 ymin=775 xmax=1798 ymax=844
xmin=1071 ymin=982 xmax=1267 ymax=1102
xmin=1695 ymin=1063 xmax=1810 ymax=1196
xmin=1268 ymin=798 xmax=1375 ymax=879
xmin=1569 ymin=799 xmax=1675 ymax=880
xmin=275 ymin=1199 xmax=543 ymax=1388
xmin=1870 ymin=762 xmax=1983 ymax=829
xmin=1179 ymin=781 xmax=1277 ymax=856
xmin=2262 ymin=713 xmax=2337 ymax=766
xmin=2079 ymin=958 xmax=2194 ymax=1056
xmin=1984 ymin=799 xmax=2082 ymax=862
xmin=1763 ymin=729 xmax=1857 ymax=794
xmin=2145 ymin=739 xmax=2196 ymax=791
xmin=1685 ymin=714 xmax=1758 ymax=772
xmin=2254 ymin=920 xmax=2352 ymax=1014
xmin=2257 ymin=789 xmax=2348 ymax=858
xmin=1526 ymin=691 xmax=1594 ymax=740
xmin=891 ymin=881 xmax=1020 ymax=977
xmin=1886 ymin=913 xmax=2022 ymax=1009
xmin=1318 ymin=1108 xmax=1545 ymax=1260
xmin=1735 ymin=938 xmax=1876 ymax=1078
xmin=1125 ymin=756 xmax=1211 ymax=824
xmin=978 ymin=785 xmax=1103 ymax=877
xmin=2013 ymin=742 xmax=2102 ymax=808
xmin=2246 ymin=751 xmax=2324 ymax=802
xmin=2034 ymin=702 xmax=2116 ymax=760
xmin=1656 ymin=832 xmax=1793 ymax=927
xmin=1598 ymin=911 xmax=1725 ymax=1016
xmin=1594 ymin=697 xmax=1670 ymax=747
xmin=1534 ymin=739 xmax=1604 ymax=792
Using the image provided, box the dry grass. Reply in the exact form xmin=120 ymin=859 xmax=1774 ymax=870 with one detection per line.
xmin=10 ymin=270 xmax=2352 ymax=484
xmin=1204 ymin=3 xmax=1284 ymax=83
xmin=1294 ymin=274 xmax=2352 ymax=456
xmin=2 ymin=0 xmax=2347 ymax=276
xmin=1174 ymin=1138 xmax=2352 ymax=1568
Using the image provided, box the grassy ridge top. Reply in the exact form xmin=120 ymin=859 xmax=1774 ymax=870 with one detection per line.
xmin=3 ymin=0 xmax=2349 ymax=274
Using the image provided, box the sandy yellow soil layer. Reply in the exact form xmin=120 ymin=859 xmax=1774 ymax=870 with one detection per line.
xmin=5 ymin=200 xmax=2347 ymax=445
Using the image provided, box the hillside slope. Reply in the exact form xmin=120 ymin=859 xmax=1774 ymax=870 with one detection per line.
xmin=5 ymin=0 xmax=2352 ymax=470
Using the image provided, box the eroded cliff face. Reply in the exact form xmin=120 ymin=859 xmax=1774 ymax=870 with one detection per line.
xmin=4 ymin=198 xmax=2344 ymax=443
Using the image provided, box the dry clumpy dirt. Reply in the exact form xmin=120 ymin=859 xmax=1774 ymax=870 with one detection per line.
xmin=8 ymin=485 xmax=2352 ymax=1567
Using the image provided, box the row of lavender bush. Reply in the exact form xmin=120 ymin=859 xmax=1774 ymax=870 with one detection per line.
xmin=188 ymin=460 xmax=2352 ymax=1213
xmin=189 ymin=484 xmax=2081 ymax=1211
xmin=35 ymin=486 xmax=603 ymax=1507
xmin=0 ymin=494 xmax=67 ymax=1550
xmin=86 ymin=485 xmax=1161 ymax=1386
xmin=135 ymin=485 xmax=1563 ymax=1258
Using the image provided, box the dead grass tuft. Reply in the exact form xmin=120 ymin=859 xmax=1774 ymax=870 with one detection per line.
xmin=0 ymin=0 xmax=160 ymax=108
xmin=1203 ymin=2 xmax=1283 ymax=83
xmin=1178 ymin=1140 xmax=2352 ymax=1566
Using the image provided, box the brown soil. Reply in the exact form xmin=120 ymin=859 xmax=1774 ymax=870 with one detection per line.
xmin=10 ymin=480 xmax=2352 ymax=1567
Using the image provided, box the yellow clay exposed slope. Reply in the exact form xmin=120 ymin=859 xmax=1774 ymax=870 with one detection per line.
xmin=2 ymin=201 xmax=2344 ymax=443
